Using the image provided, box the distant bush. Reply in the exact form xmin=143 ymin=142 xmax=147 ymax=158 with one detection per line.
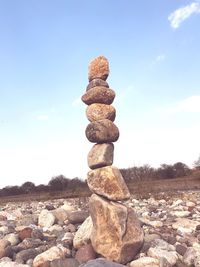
xmin=0 ymin=161 xmax=193 ymax=197
xmin=121 ymin=162 xmax=191 ymax=181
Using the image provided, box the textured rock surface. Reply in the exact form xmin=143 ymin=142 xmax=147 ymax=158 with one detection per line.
xmin=38 ymin=210 xmax=55 ymax=228
xmin=67 ymin=210 xmax=89 ymax=224
xmin=0 ymin=240 xmax=10 ymax=259
xmin=0 ymin=262 xmax=29 ymax=267
xmin=82 ymin=86 xmax=115 ymax=105
xmin=73 ymin=216 xmax=93 ymax=249
xmin=87 ymin=143 xmax=114 ymax=169
xmin=88 ymin=56 xmax=109 ymax=82
xmin=33 ymin=245 xmax=69 ymax=267
xmin=80 ymin=258 xmax=126 ymax=267
xmin=86 ymin=119 xmax=119 ymax=143
xmin=49 ymin=258 xmax=79 ymax=267
xmin=89 ymin=194 xmax=144 ymax=264
xmin=86 ymin=104 xmax=116 ymax=122
xmin=87 ymin=166 xmax=130 ymax=200
xmin=129 ymin=257 xmax=159 ymax=267
xmin=86 ymin=79 xmax=109 ymax=91
xmin=75 ymin=244 xmax=96 ymax=264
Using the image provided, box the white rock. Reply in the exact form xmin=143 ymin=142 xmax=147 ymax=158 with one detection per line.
xmin=0 ymin=262 xmax=29 ymax=267
xmin=33 ymin=244 xmax=69 ymax=267
xmin=147 ymin=247 xmax=178 ymax=266
xmin=151 ymin=239 xmax=175 ymax=251
xmin=171 ymin=210 xmax=190 ymax=217
xmin=171 ymin=199 xmax=183 ymax=207
xmin=172 ymin=218 xmax=199 ymax=231
xmin=186 ymin=201 xmax=196 ymax=208
xmin=38 ymin=209 xmax=55 ymax=228
xmin=177 ymin=226 xmax=193 ymax=236
xmin=3 ymin=233 xmax=20 ymax=246
xmin=61 ymin=203 xmax=75 ymax=212
xmin=130 ymin=257 xmax=159 ymax=267
xmin=73 ymin=216 xmax=93 ymax=249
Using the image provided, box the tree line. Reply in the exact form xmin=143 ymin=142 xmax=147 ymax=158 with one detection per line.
xmin=0 ymin=160 xmax=199 ymax=197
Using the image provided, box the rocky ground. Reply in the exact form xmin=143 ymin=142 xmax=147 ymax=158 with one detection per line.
xmin=0 ymin=190 xmax=200 ymax=267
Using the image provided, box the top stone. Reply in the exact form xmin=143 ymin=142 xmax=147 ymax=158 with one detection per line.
xmin=88 ymin=56 xmax=109 ymax=82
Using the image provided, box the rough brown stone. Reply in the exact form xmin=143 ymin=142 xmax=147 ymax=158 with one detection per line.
xmin=88 ymin=143 xmax=114 ymax=169
xmin=85 ymin=119 xmax=119 ymax=143
xmin=75 ymin=244 xmax=96 ymax=264
xmin=89 ymin=194 xmax=144 ymax=264
xmin=0 ymin=240 xmax=11 ymax=259
xmin=86 ymin=104 xmax=116 ymax=122
xmin=17 ymin=226 xmax=33 ymax=241
xmin=87 ymin=166 xmax=130 ymax=200
xmin=88 ymin=56 xmax=109 ymax=82
xmin=86 ymin=79 xmax=109 ymax=91
xmin=81 ymin=86 xmax=115 ymax=105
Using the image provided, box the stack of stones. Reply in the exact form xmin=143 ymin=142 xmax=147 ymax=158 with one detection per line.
xmin=81 ymin=56 xmax=144 ymax=264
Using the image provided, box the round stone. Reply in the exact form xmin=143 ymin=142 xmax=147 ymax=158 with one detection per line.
xmin=85 ymin=119 xmax=119 ymax=143
xmin=88 ymin=56 xmax=109 ymax=82
xmin=86 ymin=104 xmax=116 ymax=122
xmin=86 ymin=79 xmax=109 ymax=91
xmin=82 ymin=86 xmax=115 ymax=105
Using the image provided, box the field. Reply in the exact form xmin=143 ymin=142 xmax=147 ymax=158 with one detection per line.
xmin=0 ymin=174 xmax=199 ymax=203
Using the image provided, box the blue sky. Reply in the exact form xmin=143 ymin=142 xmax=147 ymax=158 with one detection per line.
xmin=0 ymin=0 xmax=200 ymax=187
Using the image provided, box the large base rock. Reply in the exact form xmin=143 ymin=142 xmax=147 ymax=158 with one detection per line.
xmin=87 ymin=166 xmax=130 ymax=200
xmin=89 ymin=194 xmax=144 ymax=264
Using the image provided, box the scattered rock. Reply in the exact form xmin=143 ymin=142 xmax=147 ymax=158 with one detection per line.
xmin=67 ymin=211 xmax=89 ymax=224
xmin=38 ymin=210 xmax=55 ymax=228
xmin=75 ymin=244 xmax=96 ymax=264
xmin=33 ymin=245 xmax=69 ymax=267
xmin=129 ymin=257 xmax=159 ymax=267
xmin=80 ymin=258 xmax=126 ymax=267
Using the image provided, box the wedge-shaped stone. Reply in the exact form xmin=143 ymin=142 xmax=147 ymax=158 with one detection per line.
xmin=86 ymin=78 xmax=109 ymax=91
xmin=88 ymin=143 xmax=114 ymax=169
xmin=82 ymin=86 xmax=115 ymax=105
xmin=89 ymin=194 xmax=144 ymax=264
xmin=88 ymin=56 xmax=109 ymax=81
xmin=86 ymin=119 xmax=119 ymax=143
xmin=87 ymin=166 xmax=130 ymax=200
xmin=86 ymin=104 xmax=116 ymax=122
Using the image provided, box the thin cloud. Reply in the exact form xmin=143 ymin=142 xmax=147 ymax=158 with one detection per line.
xmin=37 ymin=115 xmax=49 ymax=121
xmin=115 ymin=85 xmax=134 ymax=103
xmin=168 ymin=2 xmax=200 ymax=29
xmin=167 ymin=95 xmax=200 ymax=113
xmin=72 ymin=97 xmax=81 ymax=107
xmin=155 ymin=54 xmax=166 ymax=62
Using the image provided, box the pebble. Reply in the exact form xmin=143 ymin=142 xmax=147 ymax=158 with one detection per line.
xmin=0 ymin=191 xmax=199 ymax=266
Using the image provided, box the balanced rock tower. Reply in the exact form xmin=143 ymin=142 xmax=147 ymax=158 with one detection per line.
xmin=82 ymin=56 xmax=144 ymax=264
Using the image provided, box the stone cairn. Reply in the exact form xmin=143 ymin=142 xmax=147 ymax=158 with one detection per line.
xmin=81 ymin=56 xmax=144 ymax=264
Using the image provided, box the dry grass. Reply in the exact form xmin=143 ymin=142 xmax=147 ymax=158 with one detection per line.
xmin=0 ymin=175 xmax=199 ymax=203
